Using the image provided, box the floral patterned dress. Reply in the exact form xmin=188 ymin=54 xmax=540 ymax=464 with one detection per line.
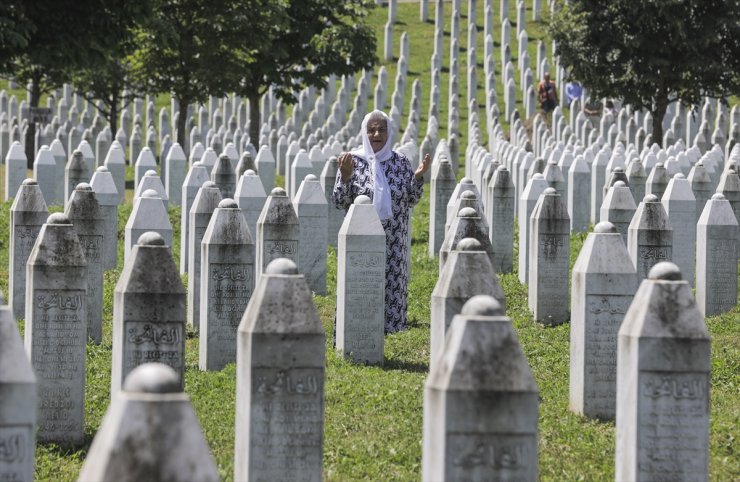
xmin=333 ymin=151 xmax=424 ymax=333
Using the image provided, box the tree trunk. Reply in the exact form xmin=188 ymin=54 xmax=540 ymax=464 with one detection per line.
xmin=109 ymin=93 xmax=118 ymax=135
xmin=651 ymin=98 xmax=668 ymax=148
xmin=25 ymin=72 xmax=42 ymax=168
xmin=249 ymin=91 xmax=261 ymax=148
xmin=176 ymin=95 xmax=189 ymax=148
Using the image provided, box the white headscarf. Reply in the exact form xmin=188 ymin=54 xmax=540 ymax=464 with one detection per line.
xmin=352 ymin=110 xmax=393 ymax=221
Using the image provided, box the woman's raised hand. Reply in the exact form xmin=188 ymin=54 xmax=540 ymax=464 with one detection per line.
xmin=339 ymin=152 xmax=354 ymax=182
xmin=414 ymin=153 xmax=432 ymax=180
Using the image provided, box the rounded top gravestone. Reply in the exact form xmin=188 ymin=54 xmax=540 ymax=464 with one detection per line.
xmin=75 ymin=183 xmax=92 ymax=192
xmin=145 ymin=169 xmax=157 ymax=177
xmin=138 ymin=231 xmax=166 ymax=246
xmin=643 ymin=194 xmax=659 ymax=203
xmin=123 ymin=363 xmax=180 ymax=394
xmin=711 ymin=192 xmax=726 ymax=201
xmin=265 ymin=258 xmax=300 ymax=275
xmin=456 ymin=237 xmax=483 ymax=251
xmin=304 ymin=174 xmax=318 ymax=182
xmin=271 ymin=187 xmax=287 ymax=197
xmin=461 ymin=294 xmax=504 ymax=316
xmin=458 ymin=206 xmax=477 ymax=217
xmin=218 ymin=198 xmax=239 ymax=209
xmin=614 ymin=180 xmax=627 ymax=188
xmin=48 ymin=212 xmax=70 ymax=224
xmin=594 ymin=221 xmax=617 ymax=234
xmin=648 ymin=261 xmax=682 ymax=281
xmin=355 ymin=195 xmax=372 ymax=205
xmin=21 ymin=178 xmax=38 ymax=186
xmin=96 ymin=166 xmax=109 ymax=173
xmin=543 ymin=187 xmax=556 ymax=195
xmin=245 ymin=169 xmax=256 ymax=176
xmin=142 ymin=189 xmax=160 ymax=199
xmin=460 ymin=190 xmax=476 ymax=201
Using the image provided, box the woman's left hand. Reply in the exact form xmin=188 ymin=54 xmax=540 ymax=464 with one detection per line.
xmin=415 ymin=153 xmax=432 ymax=180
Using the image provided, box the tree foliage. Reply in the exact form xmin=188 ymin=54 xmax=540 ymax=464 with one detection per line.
xmin=549 ymin=0 xmax=740 ymax=144
xmin=234 ymin=0 xmax=378 ymax=144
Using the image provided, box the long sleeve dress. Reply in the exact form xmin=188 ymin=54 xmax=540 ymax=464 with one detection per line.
xmin=332 ymin=151 xmax=424 ymax=333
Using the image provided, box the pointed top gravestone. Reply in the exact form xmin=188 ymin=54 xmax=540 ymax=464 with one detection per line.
xmin=627 ymin=194 xmax=673 ymax=282
xmin=439 ymin=206 xmax=494 ymax=274
xmin=165 ymin=143 xmax=187 ymax=207
xmin=33 ymin=146 xmax=61 ymax=206
xmin=255 ymin=187 xmax=300 ymax=281
xmin=124 ymin=189 xmax=172 ymax=262
xmin=104 ymin=142 xmax=126 ymax=203
xmin=429 ymin=159 xmax=456 ymax=256
xmin=0 ymin=305 xmax=37 ymax=482
xmin=90 ymin=166 xmax=119 ymax=270
xmin=616 ymin=262 xmax=710 ymax=482
xmin=79 ymin=363 xmax=219 ymax=482
xmin=254 ymin=145 xmax=276 ymax=192
xmin=133 ymin=147 xmax=157 ymax=193
xmin=600 ymin=180 xmax=636 ymax=241
xmin=64 ymin=149 xmax=89 ymax=206
xmin=661 ymin=173 xmax=696 ymax=286
xmin=5 ymin=142 xmax=27 ymax=202
xmin=211 ymin=153 xmax=236 ymax=199
xmin=179 ymin=162 xmax=210 ymax=274
xmin=134 ymin=170 xmax=169 ymax=207
xmin=112 ymin=232 xmax=186 ymax=397
xmin=292 ymin=174 xmax=328 ymax=295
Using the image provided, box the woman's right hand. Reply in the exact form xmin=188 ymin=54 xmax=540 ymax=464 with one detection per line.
xmin=339 ymin=152 xmax=354 ymax=182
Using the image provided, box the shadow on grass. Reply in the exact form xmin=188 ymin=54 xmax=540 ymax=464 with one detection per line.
xmin=382 ymin=357 xmax=428 ymax=373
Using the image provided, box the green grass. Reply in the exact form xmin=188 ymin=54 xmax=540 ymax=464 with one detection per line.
xmin=0 ymin=2 xmax=738 ymax=481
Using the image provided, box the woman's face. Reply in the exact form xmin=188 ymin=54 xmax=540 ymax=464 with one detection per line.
xmin=367 ymin=119 xmax=388 ymax=153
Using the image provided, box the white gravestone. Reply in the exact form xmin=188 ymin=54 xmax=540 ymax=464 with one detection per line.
xmin=255 ymin=145 xmax=276 ymax=192
xmin=336 ymin=195 xmax=386 ymax=365
xmin=488 ymin=165 xmax=515 ymax=272
xmin=133 ymin=147 xmax=157 ymax=193
xmin=5 ymin=141 xmax=26 ymax=202
xmin=234 ymin=258 xmax=325 ymax=482
xmin=211 ymin=153 xmax=236 ymax=199
xmin=616 ymin=262 xmax=710 ymax=482
xmin=430 ymin=238 xmax=505 ymax=368
xmin=439 ymin=206 xmax=495 ymax=274
xmin=112 ymin=232 xmax=186 ymax=397
xmin=696 ymin=193 xmax=739 ymax=317
xmin=320 ymin=157 xmax=345 ymax=248
xmin=25 ymin=213 xmax=87 ymax=447
xmin=90 ymin=166 xmax=119 ymax=270
xmin=570 ymin=221 xmax=636 ymax=420
xmin=165 ymin=142 xmax=187 ymax=207
xmin=600 ymin=180 xmax=636 ymax=242
xmin=134 ymin=169 xmax=168 ymax=208
xmin=429 ymin=159 xmax=457 ymax=257
xmin=9 ymin=179 xmax=48 ymax=320
xmin=103 ymin=142 xmax=126 ymax=204
xmin=79 ymin=363 xmax=218 ymax=482
xmin=124 ymin=189 xmax=172 ymax=263
xmin=65 ymin=183 xmax=104 ymax=344
xmin=423 ymin=295 xmax=539 ymax=482
xmin=290 ymin=149 xmax=314 ymax=201
xmin=33 ymin=146 xmax=61 ymax=205
xmin=179 ymin=161 xmax=209 ymax=274
xmin=234 ymin=169 xmax=267 ymax=249
xmin=187 ymin=182 xmax=222 ymax=332
xmin=645 ymin=162 xmax=669 ymax=200
xmin=292 ymin=174 xmax=328 ymax=295
xmin=255 ymin=187 xmax=300 ymax=283
xmin=568 ymin=154 xmax=591 ymax=232
xmin=529 ymin=187 xmax=570 ymax=325
xmin=687 ymin=161 xmax=713 ymax=225
xmin=628 ymin=194 xmax=673 ymax=282
xmin=200 ymin=199 xmax=255 ymax=371
xmin=518 ymin=173 xmax=548 ymax=283
xmin=0 ymin=305 xmax=36 ymax=482
xmin=661 ymin=173 xmax=697 ymax=286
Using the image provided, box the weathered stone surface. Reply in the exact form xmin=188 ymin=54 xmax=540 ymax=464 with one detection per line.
xmin=64 ymin=150 xmax=89 ymax=207
xmin=112 ymin=232 xmax=186 ymax=397
xmin=234 ymin=258 xmax=325 ymax=482
xmin=103 ymin=142 xmax=126 ymax=204
xmin=5 ymin=141 xmax=26 ymax=202
xmin=568 ymin=154 xmax=591 ymax=232
xmin=292 ymin=174 xmax=328 ymax=294
xmin=320 ymin=157 xmax=345 ymax=248
xmin=696 ymin=193 xmax=739 ymax=317
xmin=570 ymin=222 xmax=636 ymax=420
xmin=65 ymin=183 xmax=104 ymax=344
xmin=645 ymin=162 xmax=669 ymax=200
xmin=0 ymin=305 xmax=36 ymax=482
xmin=79 ymin=363 xmax=218 ymax=482
xmin=628 ymin=194 xmax=673 ymax=282
xmin=133 ymin=147 xmax=157 ymax=193
xmin=25 ymin=213 xmax=87 ymax=447
xmin=124 ymin=189 xmax=172 ymax=262
xmin=529 ymin=188 xmax=570 ymax=325
xmin=423 ymin=295 xmax=539 ymax=482
xmin=430 ymin=238 xmax=505 ymax=367
xmin=256 ymin=187 xmax=299 ymax=282
xmin=487 ymin=166 xmax=515 ymax=272
xmin=254 ymin=145 xmax=276 ymax=192
xmin=187 ymin=182 xmax=222 ymax=332
xmin=211 ymin=153 xmax=236 ymax=199
xmin=200 ymin=199 xmax=255 ymax=371
xmin=290 ymin=149 xmax=314 ymax=201
xmin=440 ymin=206 xmax=495 ymax=275
xmin=33 ymin=146 xmax=61 ymax=206
xmin=134 ymin=170 xmax=168 ymax=208
xmin=616 ymin=262 xmax=710 ymax=482
xmin=9 ymin=179 xmax=48 ymax=320
xmin=336 ymin=196 xmax=386 ymax=365
xmin=90 ymin=166 xmax=119 ymax=270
